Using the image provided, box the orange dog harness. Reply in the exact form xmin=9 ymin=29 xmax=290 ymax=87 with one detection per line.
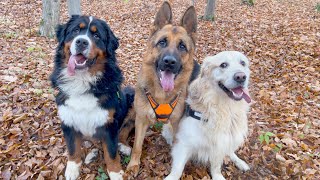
xmin=145 ymin=89 xmax=181 ymax=122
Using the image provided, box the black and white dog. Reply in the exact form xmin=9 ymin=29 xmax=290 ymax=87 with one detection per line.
xmin=50 ymin=15 xmax=134 ymax=180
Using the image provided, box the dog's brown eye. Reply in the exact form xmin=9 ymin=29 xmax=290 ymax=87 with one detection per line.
xmin=240 ymin=60 xmax=246 ymax=66
xmin=73 ymin=28 xmax=80 ymax=34
xmin=178 ymin=42 xmax=187 ymax=51
xmin=220 ymin=62 xmax=228 ymax=68
xmin=157 ymin=39 xmax=167 ymax=48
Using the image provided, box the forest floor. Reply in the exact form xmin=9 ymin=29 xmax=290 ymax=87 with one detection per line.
xmin=0 ymin=0 xmax=319 ymax=179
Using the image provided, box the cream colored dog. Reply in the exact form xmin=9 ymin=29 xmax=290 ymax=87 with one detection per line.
xmin=165 ymin=51 xmax=251 ymax=180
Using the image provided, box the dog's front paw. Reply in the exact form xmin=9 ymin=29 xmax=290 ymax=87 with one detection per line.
xmin=237 ymin=161 xmax=250 ymax=171
xmin=164 ymin=174 xmax=179 ymax=180
xmin=65 ymin=161 xmax=82 ymax=180
xmin=108 ymin=170 xmax=124 ymax=180
xmin=118 ymin=143 xmax=131 ymax=156
xmin=212 ymin=173 xmax=226 ymax=180
xmin=126 ymin=161 xmax=140 ymax=177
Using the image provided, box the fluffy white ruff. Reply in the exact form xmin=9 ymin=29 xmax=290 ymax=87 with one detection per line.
xmin=65 ymin=161 xmax=82 ymax=180
xmin=166 ymin=51 xmax=251 ymax=179
xmin=118 ymin=143 xmax=131 ymax=156
xmin=84 ymin=148 xmax=99 ymax=164
xmin=57 ymin=69 xmax=110 ymax=137
xmin=108 ymin=170 xmax=124 ymax=180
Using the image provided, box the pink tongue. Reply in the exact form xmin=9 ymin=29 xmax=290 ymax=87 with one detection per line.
xmin=67 ymin=55 xmax=76 ymax=76
xmin=242 ymin=88 xmax=251 ymax=103
xmin=67 ymin=55 xmax=86 ymax=76
xmin=160 ymin=71 xmax=175 ymax=92
xmin=231 ymin=87 xmax=251 ymax=103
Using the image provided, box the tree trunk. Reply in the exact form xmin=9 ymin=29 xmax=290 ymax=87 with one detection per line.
xmin=67 ymin=0 xmax=82 ymax=16
xmin=204 ymin=0 xmax=215 ymax=21
xmin=40 ymin=0 xmax=60 ymax=37
xmin=191 ymin=0 xmax=195 ymax=6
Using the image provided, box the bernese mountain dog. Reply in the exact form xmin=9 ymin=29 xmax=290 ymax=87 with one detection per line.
xmin=50 ymin=15 xmax=134 ymax=180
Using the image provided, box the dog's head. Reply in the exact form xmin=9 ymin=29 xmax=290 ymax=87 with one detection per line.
xmin=201 ymin=51 xmax=251 ymax=103
xmin=147 ymin=2 xmax=197 ymax=92
xmin=56 ymin=15 xmax=119 ymax=76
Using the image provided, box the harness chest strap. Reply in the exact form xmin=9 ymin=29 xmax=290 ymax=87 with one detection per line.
xmin=145 ymin=89 xmax=181 ymax=122
xmin=185 ymin=105 xmax=208 ymax=122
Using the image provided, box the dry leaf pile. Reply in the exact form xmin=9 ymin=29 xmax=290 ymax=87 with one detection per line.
xmin=0 ymin=0 xmax=319 ymax=179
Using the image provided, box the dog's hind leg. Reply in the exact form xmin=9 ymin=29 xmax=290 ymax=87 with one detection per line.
xmin=118 ymin=114 xmax=135 ymax=155
xmin=162 ymin=122 xmax=173 ymax=145
xmin=229 ymin=152 xmax=250 ymax=171
xmin=165 ymin=143 xmax=191 ymax=180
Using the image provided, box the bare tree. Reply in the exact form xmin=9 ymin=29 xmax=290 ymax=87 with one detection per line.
xmin=67 ymin=0 xmax=82 ymax=16
xmin=40 ymin=0 xmax=61 ymax=37
xmin=204 ymin=0 xmax=215 ymax=21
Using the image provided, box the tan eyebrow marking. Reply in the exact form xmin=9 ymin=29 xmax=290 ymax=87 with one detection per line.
xmin=79 ymin=23 xmax=85 ymax=28
xmin=90 ymin=26 xmax=97 ymax=32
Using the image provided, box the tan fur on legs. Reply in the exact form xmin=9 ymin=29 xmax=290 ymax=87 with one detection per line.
xmin=126 ymin=113 xmax=150 ymax=176
xmin=102 ymin=141 xmax=123 ymax=179
xmin=68 ymin=135 xmax=82 ymax=163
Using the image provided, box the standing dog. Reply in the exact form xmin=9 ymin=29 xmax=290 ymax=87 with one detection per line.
xmin=123 ymin=2 xmax=200 ymax=175
xmin=165 ymin=51 xmax=251 ymax=180
xmin=50 ymin=15 xmax=134 ymax=180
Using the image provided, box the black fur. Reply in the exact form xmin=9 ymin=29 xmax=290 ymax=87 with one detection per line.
xmin=189 ymin=59 xmax=200 ymax=83
xmin=61 ymin=123 xmax=82 ymax=156
xmin=50 ymin=15 xmax=134 ymax=160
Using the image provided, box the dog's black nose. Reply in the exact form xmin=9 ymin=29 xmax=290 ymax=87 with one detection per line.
xmin=76 ymin=38 xmax=89 ymax=49
xmin=163 ymin=56 xmax=177 ymax=66
xmin=234 ymin=72 xmax=246 ymax=83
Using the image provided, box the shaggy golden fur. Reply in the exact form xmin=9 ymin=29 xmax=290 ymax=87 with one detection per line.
xmin=165 ymin=51 xmax=252 ymax=180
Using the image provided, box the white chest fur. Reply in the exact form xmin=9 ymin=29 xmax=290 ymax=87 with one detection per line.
xmin=58 ymin=93 xmax=109 ymax=137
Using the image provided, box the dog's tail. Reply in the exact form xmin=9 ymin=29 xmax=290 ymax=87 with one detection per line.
xmin=119 ymin=86 xmax=136 ymax=154
xmin=122 ymin=85 xmax=135 ymax=109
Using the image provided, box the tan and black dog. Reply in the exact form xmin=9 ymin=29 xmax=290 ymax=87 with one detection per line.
xmin=119 ymin=2 xmax=200 ymax=175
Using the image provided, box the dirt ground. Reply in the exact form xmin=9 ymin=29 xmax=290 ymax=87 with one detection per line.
xmin=0 ymin=0 xmax=319 ymax=179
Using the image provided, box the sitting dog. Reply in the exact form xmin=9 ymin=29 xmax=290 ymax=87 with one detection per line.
xmin=50 ymin=15 xmax=134 ymax=180
xmin=122 ymin=2 xmax=200 ymax=175
xmin=165 ymin=51 xmax=251 ymax=180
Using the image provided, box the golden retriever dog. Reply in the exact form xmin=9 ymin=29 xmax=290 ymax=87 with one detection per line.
xmin=165 ymin=51 xmax=251 ymax=180
xmin=120 ymin=1 xmax=200 ymax=175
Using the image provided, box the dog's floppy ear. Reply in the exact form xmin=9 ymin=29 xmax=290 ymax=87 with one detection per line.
xmin=55 ymin=15 xmax=80 ymax=45
xmin=56 ymin=24 xmax=66 ymax=45
xmin=151 ymin=1 xmax=172 ymax=35
xmin=104 ymin=23 xmax=119 ymax=57
xmin=200 ymin=57 xmax=215 ymax=78
xmin=180 ymin=6 xmax=197 ymax=43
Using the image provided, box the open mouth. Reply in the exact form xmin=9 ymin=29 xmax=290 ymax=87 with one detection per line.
xmin=159 ymin=70 xmax=176 ymax=92
xmin=67 ymin=54 xmax=97 ymax=76
xmin=218 ymin=82 xmax=251 ymax=103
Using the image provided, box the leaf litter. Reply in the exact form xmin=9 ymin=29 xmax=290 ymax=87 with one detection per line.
xmin=0 ymin=0 xmax=319 ymax=179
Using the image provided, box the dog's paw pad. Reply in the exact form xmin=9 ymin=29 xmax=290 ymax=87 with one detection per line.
xmin=118 ymin=143 xmax=131 ymax=156
xmin=65 ymin=161 xmax=81 ymax=180
xmin=84 ymin=148 xmax=99 ymax=164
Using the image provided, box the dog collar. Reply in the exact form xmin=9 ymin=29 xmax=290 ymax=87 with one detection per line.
xmin=185 ymin=105 xmax=208 ymax=122
xmin=144 ymin=89 xmax=181 ymax=123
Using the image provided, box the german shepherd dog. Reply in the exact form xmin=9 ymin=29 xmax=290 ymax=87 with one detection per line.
xmin=121 ymin=2 xmax=200 ymax=175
